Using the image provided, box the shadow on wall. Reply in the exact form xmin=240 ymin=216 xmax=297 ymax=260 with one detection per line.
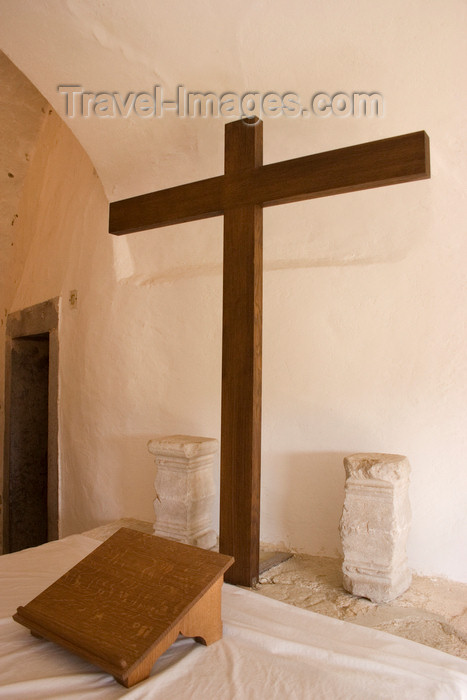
xmin=76 ymin=434 xmax=159 ymax=530
xmin=81 ymin=437 xmax=348 ymax=558
xmin=273 ymin=451 xmax=348 ymax=557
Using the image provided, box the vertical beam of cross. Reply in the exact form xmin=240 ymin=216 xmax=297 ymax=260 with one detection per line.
xmin=220 ymin=118 xmax=263 ymax=586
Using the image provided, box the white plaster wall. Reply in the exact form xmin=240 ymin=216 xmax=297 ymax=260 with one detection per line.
xmin=2 ymin=0 xmax=466 ymax=582
xmin=0 ymin=54 xmax=47 ymax=543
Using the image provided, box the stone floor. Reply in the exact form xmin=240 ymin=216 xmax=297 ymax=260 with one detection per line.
xmin=257 ymin=553 xmax=467 ymax=661
xmin=85 ymin=519 xmax=467 ymax=661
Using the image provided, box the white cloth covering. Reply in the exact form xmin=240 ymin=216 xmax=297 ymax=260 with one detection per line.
xmin=0 ymin=534 xmax=466 ymax=699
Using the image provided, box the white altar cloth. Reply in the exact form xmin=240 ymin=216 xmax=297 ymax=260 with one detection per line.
xmin=0 ymin=534 xmax=466 ymax=699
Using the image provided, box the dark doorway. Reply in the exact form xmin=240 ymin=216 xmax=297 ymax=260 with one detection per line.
xmin=8 ymin=334 xmax=49 ymax=551
xmin=3 ymin=299 xmax=59 ymax=553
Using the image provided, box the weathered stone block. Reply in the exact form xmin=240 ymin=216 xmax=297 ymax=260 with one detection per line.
xmin=339 ymin=453 xmax=412 ymax=603
xmin=147 ymin=435 xmax=217 ymax=549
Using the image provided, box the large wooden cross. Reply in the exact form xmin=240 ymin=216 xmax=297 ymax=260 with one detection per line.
xmin=109 ymin=118 xmax=430 ymax=587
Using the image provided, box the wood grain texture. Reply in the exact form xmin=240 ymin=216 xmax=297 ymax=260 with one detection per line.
xmin=13 ymin=528 xmax=234 ymax=687
xmin=109 ymin=131 xmax=430 ymax=235
xmin=220 ymin=118 xmax=263 ymax=587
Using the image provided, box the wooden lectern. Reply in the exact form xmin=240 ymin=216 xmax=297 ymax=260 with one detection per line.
xmin=14 ymin=528 xmax=234 ymax=687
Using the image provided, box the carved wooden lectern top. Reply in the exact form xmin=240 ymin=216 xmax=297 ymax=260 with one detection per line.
xmin=14 ymin=528 xmax=234 ymax=687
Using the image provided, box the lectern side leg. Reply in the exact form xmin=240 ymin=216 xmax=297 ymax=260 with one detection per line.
xmin=120 ymin=626 xmax=180 ymax=687
xmin=179 ymin=577 xmax=223 ymax=645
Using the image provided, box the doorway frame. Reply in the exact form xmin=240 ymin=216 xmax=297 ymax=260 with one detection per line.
xmin=3 ymin=298 xmax=59 ymax=553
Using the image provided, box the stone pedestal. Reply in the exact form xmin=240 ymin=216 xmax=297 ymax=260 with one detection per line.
xmin=339 ymin=453 xmax=412 ymax=603
xmin=147 ymin=435 xmax=217 ymax=549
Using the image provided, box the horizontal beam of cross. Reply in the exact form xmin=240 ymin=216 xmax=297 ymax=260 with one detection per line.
xmin=109 ymin=131 xmax=429 ymax=236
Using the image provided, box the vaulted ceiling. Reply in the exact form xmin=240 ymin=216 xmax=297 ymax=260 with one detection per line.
xmin=2 ymin=0 xmax=455 ymax=204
